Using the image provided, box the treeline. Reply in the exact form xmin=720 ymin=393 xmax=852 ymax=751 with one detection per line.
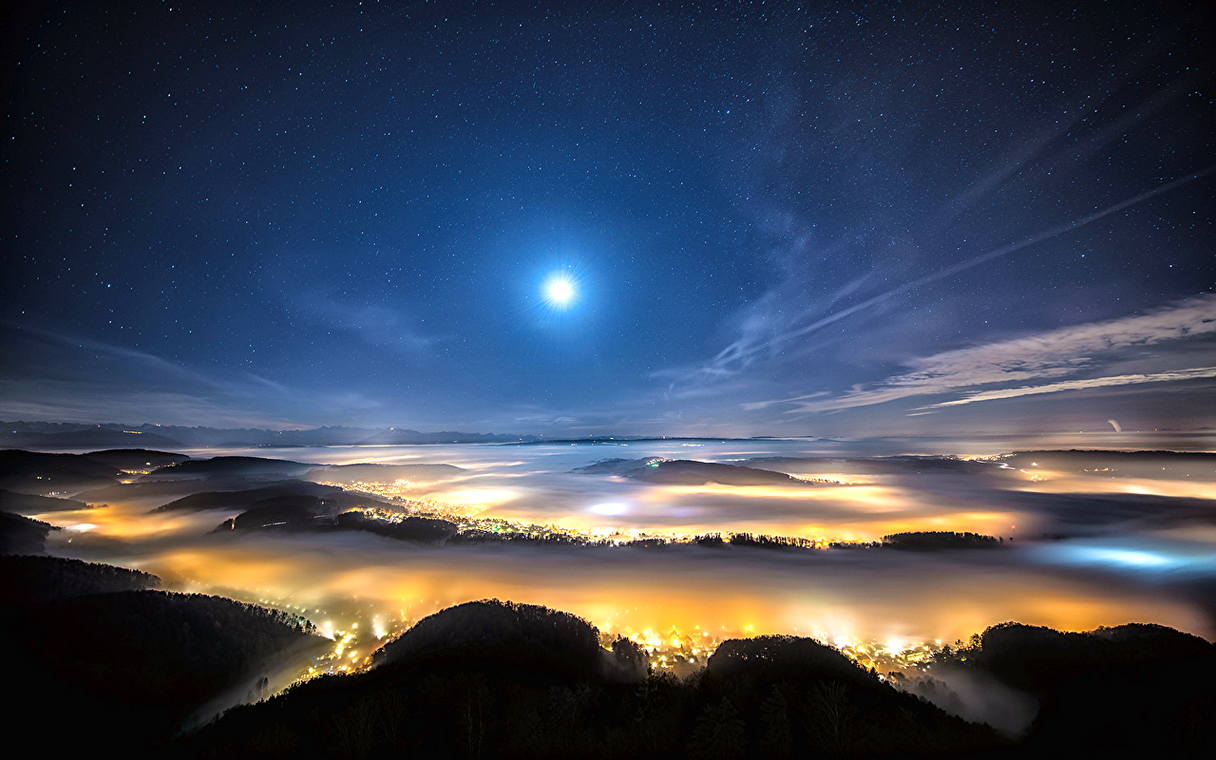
xmin=0 ymin=510 xmax=57 ymax=554
xmin=1 ymin=554 xmax=325 ymax=754
xmin=184 ymin=600 xmax=998 ymax=758
xmin=182 ymin=600 xmax=1216 ymax=758
xmin=0 ymin=553 xmax=157 ymax=602
xmin=221 ymin=506 xmax=1005 ymax=555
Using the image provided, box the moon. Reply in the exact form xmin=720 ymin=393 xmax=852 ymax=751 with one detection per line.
xmin=543 ymin=275 xmax=577 ymax=308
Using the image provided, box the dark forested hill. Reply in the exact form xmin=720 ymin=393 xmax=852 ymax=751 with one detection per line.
xmin=2 ymin=557 xmax=323 ymax=754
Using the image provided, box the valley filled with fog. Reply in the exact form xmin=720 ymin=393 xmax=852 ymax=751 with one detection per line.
xmin=25 ymin=438 xmax=1215 ymax=676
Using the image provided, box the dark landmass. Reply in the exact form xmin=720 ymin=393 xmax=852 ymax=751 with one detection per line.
xmin=882 ymin=531 xmax=1003 ymax=550
xmin=152 ymin=480 xmax=391 ymax=514
xmin=0 ymin=487 xmax=88 ymax=513
xmin=77 ymin=447 xmax=191 ymax=469
xmin=334 ymin=510 xmax=459 ymax=543
xmin=305 ymin=461 xmax=466 ymax=484
xmin=0 ymin=554 xmax=157 ymax=602
xmin=1 ymin=550 xmax=1209 ymax=757
xmin=0 ymin=448 xmax=191 ymax=496
xmin=746 ymin=454 xmax=1006 ymax=478
xmin=3 ymin=586 xmax=322 ymax=753
xmin=999 ymin=490 xmax=1216 ymax=533
xmin=0 ymin=510 xmax=58 ymax=554
xmin=913 ymin=622 xmax=1216 ymax=754
xmin=147 ymin=455 xmax=314 ymax=481
xmin=80 ymin=476 xmax=280 ymax=502
xmin=184 ymin=599 xmax=998 ymax=758
xmin=1002 ymin=449 xmax=1216 ymax=479
xmin=1 ymin=420 xmax=538 ymax=448
xmin=214 ymin=502 xmax=458 ymax=543
xmin=0 ymin=426 xmax=184 ymax=449
xmin=511 ymin=436 xmax=754 ymax=445
xmin=214 ymin=498 xmax=336 ymax=532
xmin=575 ymin=457 xmax=823 ymax=487
xmin=0 ymin=448 xmax=124 ymax=494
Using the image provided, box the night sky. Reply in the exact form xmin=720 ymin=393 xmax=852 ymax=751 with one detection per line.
xmin=3 ymin=1 xmax=1213 ymax=435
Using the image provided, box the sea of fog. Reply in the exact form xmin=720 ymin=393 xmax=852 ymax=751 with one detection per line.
xmin=36 ymin=437 xmax=1216 ymax=666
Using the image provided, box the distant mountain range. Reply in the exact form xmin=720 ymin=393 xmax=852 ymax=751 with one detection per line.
xmin=0 ymin=421 xmax=791 ymax=450
xmin=0 ymin=421 xmax=541 ymax=449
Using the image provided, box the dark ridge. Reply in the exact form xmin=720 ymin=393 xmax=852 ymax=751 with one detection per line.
xmin=1002 ymin=450 xmax=1216 ymax=479
xmin=305 ymin=462 xmax=466 ymax=484
xmin=0 ymin=427 xmax=183 ymax=450
xmin=699 ymin=635 xmax=997 ymax=757
xmin=334 ymin=510 xmax=458 ymax=543
xmin=881 ymin=531 xmax=1003 ymax=550
xmin=0 ymin=554 xmax=158 ymax=603
xmin=214 ymin=504 xmax=458 ymax=543
xmin=3 ymin=587 xmax=321 ymax=752
xmin=575 ymin=457 xmax=820 ymax=487
xmin=510 ymin=436 xmax=749 ymax=445
xmin=0 ymin=449 xmax=122 ymax=494
xmin=997 ymin=490 xmax=1216 ymax=531
xmin=213 ymin=498 xmax=328 ymax=532
xmin=704 ymin=635 xmax=872 ymax=685
xmin=375 ymin=600 xmax=614 ymax=681
xmin=929 ymin=621 xmax=1216 ymax=754
xmin=147 ymin=456 xmax=312 ymax=480
xmin=152 ymin=480 xmax=347 ymax=513
xmin=1009 ymin=449 xmax=1216 ymax=460
xmin=182 ymin=600 xmax=1000 ymax=758
xmin=79 ymin=448 xmax=190 ymax=469
xmin=79 ymin=476 xmax=278 ymax=502
xmin=0 ymin=510 xmax=58 ymax=554
xmin=0 ymin=421 xmax=538 ymax=447
xmin=0 ymin=487 xmax=88 ymax=513
xmin=746 ymin=454 xmax=1002 ymax=477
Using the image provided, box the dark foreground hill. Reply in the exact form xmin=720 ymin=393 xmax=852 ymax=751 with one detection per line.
xmin=917 ymin=621 xmax=1216 ymax=755
xmin=1 ymin=554 xmax=324 ymax=753
xmin=0 ymin=553 xmax=157 ymax=602
xmin=0 ymin=510 xmax=58 ymax=554
xmin=2 ymin=509 xmax=1210 ymax=757
xmin=183 ymin=600 xmax=999 ymax=759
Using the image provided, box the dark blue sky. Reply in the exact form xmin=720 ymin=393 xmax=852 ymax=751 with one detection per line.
xmin=3 ymin=1 xmax=1213 ymax=435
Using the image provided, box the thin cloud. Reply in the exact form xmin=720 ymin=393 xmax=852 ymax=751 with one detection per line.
xmin=919 ymin=367 xmax=1216 ymax=410
xmin=761 ymin=294 xmax=1216 ymax=414
xmin=664 ymin=165 xmax=1215 ymax=396
xmin=290 ymin=288 xmax=443 ymax=354
xmin=0 ymin=324 xmax=381 ymax=427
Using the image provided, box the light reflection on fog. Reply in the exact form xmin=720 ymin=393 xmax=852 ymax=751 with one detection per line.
xmin=32 ymin=438 xmax=1216 ymax=649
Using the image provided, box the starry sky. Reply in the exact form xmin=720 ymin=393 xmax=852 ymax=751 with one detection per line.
xmin=2 ymin=1 xmax=1214 ymax=436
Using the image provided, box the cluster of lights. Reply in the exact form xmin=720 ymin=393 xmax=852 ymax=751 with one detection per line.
xmin=283 ymin=610 xmax=959 ymax=693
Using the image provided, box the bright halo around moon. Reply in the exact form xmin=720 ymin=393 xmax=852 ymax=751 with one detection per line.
xmin=543 ymin=274 xmax=577 ymax=308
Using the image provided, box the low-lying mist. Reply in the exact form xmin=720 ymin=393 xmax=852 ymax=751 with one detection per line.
xmin=32 ymin=439 xmax=1216 ymax=660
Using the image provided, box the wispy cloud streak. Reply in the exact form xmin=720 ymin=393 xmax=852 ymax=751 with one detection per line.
xmin=668 ymin=164 xmax=1216 ymax=392
xmin=921 ymin=367 xmax=1216 ymax=409
xmin=751 ymin=294 xmax=1216 ymax=414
